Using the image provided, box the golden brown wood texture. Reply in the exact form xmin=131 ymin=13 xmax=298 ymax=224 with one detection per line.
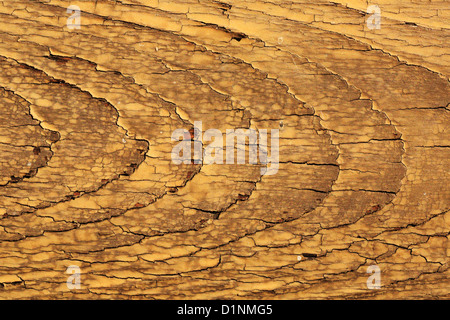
xmin=0 ymin=0 xmax=448 ymax=299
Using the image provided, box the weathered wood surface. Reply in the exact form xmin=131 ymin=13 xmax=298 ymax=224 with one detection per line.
xmin=0 ymin=0 xmax=448 ymax=299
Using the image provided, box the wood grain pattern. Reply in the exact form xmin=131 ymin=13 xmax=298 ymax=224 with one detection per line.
xmin=0 ymin=0 xmax=448 ymax=299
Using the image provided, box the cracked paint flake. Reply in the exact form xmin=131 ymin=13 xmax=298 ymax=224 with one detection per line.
xmin=0 ymin=0 xmax=448 ymax=299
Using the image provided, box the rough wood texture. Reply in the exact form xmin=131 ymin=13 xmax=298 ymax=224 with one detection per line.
xmin=0 ymin=0 xmax=448 ymax=299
